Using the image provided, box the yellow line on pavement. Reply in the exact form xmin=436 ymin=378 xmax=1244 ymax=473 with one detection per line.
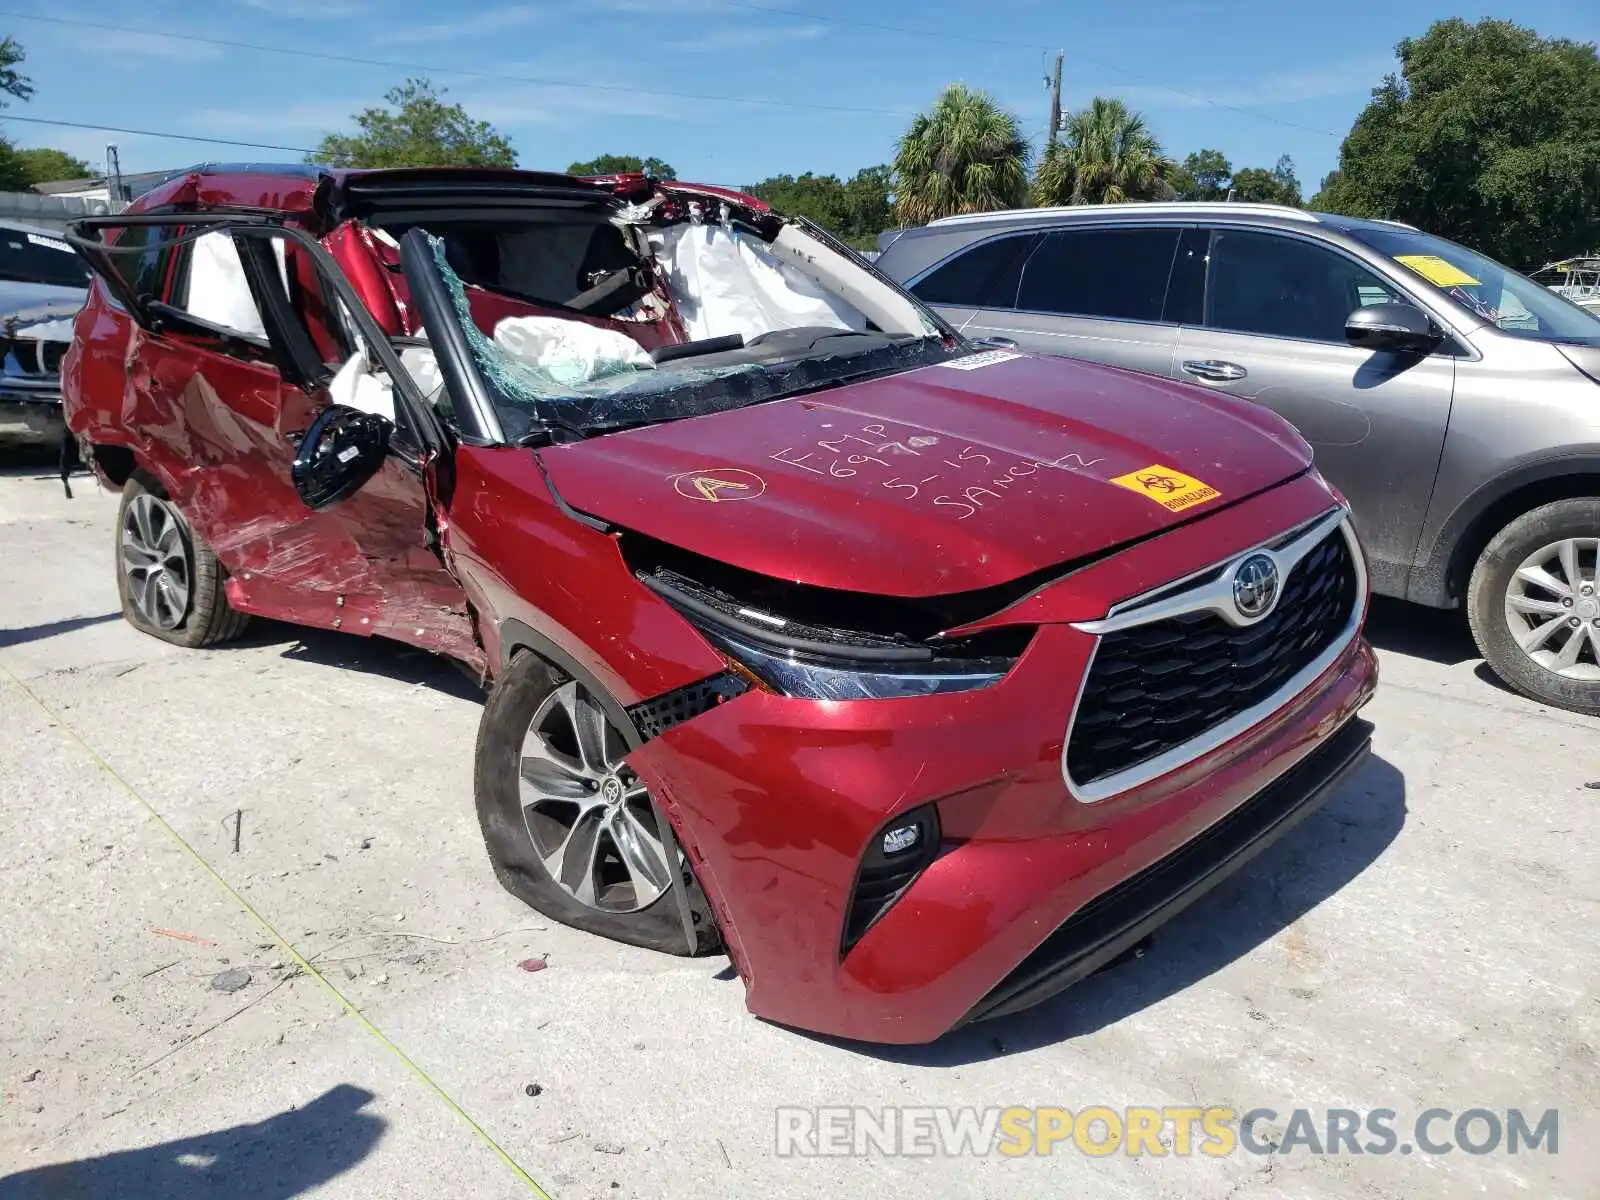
xmin=1 ymin=659 xmax=555 ymax=1200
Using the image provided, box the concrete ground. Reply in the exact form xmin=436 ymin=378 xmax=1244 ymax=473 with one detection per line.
xmin=0 ymin=458 xmax=1595 ymax=1200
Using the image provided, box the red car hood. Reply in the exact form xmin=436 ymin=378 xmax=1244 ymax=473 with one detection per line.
xmin=538 ymin=353 xmax=1313 ymax=596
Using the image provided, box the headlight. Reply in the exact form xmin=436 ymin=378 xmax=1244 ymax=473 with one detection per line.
xmin=711 ymin=630 xmax=1011 ymax=700
xmin=638 ymin=564 xmax=1030 ymax=701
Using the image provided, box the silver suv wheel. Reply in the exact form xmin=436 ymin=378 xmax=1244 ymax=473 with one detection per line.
xmin=1503 ymin=537 xmax=1600 ymax=680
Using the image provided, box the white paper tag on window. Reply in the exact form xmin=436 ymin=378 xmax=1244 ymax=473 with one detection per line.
xmin=26 ymin=232 xmax=70 ymax=253
xmin=940 ymin=349 xmax=1022 ymax=371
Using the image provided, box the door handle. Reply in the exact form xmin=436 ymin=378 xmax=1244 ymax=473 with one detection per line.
xmin=1181 ymin=359 xmax=1248 ymax=382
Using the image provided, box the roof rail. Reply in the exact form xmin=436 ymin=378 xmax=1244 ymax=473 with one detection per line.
xmin=926 ymin=201 xmax=1321 ymax=228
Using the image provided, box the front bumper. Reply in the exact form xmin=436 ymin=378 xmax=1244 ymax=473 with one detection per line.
xmin=633 ymin=616 xmax=1378 ymax=1044
xmin=962 ymin=711 xmax=1372 ymax=1025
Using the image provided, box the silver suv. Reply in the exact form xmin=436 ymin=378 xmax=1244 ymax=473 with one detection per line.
xmin=877 ymin=202 xmax=1600 ymax=716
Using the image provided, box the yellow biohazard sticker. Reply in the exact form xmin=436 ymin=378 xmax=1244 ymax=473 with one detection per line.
xmin=1110 ymin=464 xmax=1222 ymax=513
xmin=1395 ymin=254 xmax=1480 ymax=288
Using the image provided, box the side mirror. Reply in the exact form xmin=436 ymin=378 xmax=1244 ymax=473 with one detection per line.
xmin=291 ymin=404 xmax=391 ymax=510
xmin=1345 ymin=303 xmax=1441 ymax=355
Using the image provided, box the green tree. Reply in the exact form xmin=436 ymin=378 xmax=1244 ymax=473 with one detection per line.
xmin=1033 ymin=97 xmax=1175 ymax=206
xmin=567 ymin=154 xmax=677 ymax=179
xmin=746 ymin=165 xmax=892 ymax=248
xmin=1170 ymin=148 xmax=1232 ymax=201
xmin=0 ymin=36 xmax=33 ymax=107
xmin=1229 ymin=155 xmax=1302 ymax=205
xmin=313 ymin=78 xmax=517 ymax=169
xmin=15 ymin=147 xmax=91 ymax=184
xmin=0 ymin=140 xmax=29 ymax=190
xmin=892 ymin=84 xmax=1030 ymax=224
xmin=1317 ymin=18 xmax=1600 ymax=265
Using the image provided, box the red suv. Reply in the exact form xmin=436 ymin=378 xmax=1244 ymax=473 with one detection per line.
xmin=63 ymin=166 xmax=1377 ymax=1044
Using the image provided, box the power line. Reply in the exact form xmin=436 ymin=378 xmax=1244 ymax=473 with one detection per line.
xmin=0 ymin=10 xmax=914 ymax=119
xmin=0 ymin=112 xmax=316 ymax=155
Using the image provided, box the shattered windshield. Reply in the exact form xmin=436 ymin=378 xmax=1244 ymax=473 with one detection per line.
xmin=420 ymin=211 xmax=958 ymax=442
xmin=1352 ymin=227 xmax=1600 ymax=347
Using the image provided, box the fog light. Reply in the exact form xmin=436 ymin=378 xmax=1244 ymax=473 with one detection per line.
xmin=882 ymin=823 xmax=922 ymax=856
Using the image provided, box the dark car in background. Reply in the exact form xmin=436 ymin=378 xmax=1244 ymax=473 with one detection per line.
xmin=877 ymin=202 xmax=1600 ymax=715
xmin=0 ymin=218 xmax=89 ymax=451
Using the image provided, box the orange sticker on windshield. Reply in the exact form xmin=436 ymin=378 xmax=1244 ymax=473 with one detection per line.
xmin=1110 ymin=464 xmax=1222 ymax=512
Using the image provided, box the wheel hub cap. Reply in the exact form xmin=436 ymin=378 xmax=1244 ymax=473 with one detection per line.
xmin=516 ymin=682 xmax=671 ymax=914
xmin=120 ymin=493 xmax=191 ymax=631
xmin=1503 ymin=536 xmax=1600 ymax=681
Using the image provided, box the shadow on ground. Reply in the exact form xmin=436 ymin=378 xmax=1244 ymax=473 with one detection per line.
xmin=0 ymin=1084 xmax=384 ymax=1200
xmin=0 ymin=612 xmax=121 ymax=648
xmin=1362 ymin=595 xmax=1479 ymax=666
xmin=835 ymin=754 xmax=1407 ymax=1066
xmin=237 ymin=620 xmax=487 ymax=704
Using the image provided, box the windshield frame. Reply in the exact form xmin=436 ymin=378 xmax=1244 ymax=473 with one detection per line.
xmin=1348 ymin=225 xmax=1600 ymax=348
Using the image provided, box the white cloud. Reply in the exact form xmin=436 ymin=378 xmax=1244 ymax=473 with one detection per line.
xmin=186 ymin=104 xmax=357 ymax=139
xmin=236 ymin=0 xmax=371 ymax=16
xmin=1107 ymin=58 xmax=1393 ymax=112
xmin=463 ymin=83 xmax=670 ymax=125
xmin=78 ymin=29 xmax=221 ymax=62
xmin=377 ymin=5 xmax=544 ymax=45
xmin=664 ymin=22 xmax=824 ymax=52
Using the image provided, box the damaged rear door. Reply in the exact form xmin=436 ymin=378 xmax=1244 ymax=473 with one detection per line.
xmin=71 ymin=214 xmax=481 ymax=665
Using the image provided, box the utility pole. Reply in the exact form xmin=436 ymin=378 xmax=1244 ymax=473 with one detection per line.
xmin=1046 ymin=53 xmax=1063 ymax=153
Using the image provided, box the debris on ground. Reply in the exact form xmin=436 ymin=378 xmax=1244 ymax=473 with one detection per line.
xmin=151 ymin=927 xmax=217 ymax=947
xmin=524 ymin=1083 xmax=543 ymax=1097
xmin=21 ymin=1068 xmax=40 ymax=1083
xmin=210 ymin=968 xmax=252 ymax=994
xmin=518 ymin=956 xmax=549 ymax=973
xmin=593 ymin=1141 xmax=625 ymax=1155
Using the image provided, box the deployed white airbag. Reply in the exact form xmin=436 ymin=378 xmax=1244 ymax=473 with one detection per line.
xmin=182 ymin=231 xmax=286 ymax=340
xmin=326 ymin=346 xmax=395 ymax=422
xmin=492 ymin=315 xmax=655 ymax=386
xmin=652 ymin=224 xmax=866 ymax=343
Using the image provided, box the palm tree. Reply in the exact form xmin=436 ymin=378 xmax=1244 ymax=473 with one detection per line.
xmin=893 ymin=85 xmax=1031 ymax=224
xmin=1033 ymin=97 xmax=1175 ymax=206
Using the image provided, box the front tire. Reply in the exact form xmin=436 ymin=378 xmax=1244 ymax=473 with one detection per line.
xmin=473 ymin=650 xmax=720 ymax=955
xmin=1467 ymin=498 xmax=1600 ymax=716
xmin=116 ymin=475 xmax=249 ymax=648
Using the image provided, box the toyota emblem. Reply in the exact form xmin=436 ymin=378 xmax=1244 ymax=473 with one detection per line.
xmin=1232 ymin=554 xmax=1281 ymax=621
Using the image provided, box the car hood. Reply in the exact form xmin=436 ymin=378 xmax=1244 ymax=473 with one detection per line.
xmin=0 ymin=280 xmax=85 ymax=342
xmin=538 ymin=353 xmax=1314 ymax=596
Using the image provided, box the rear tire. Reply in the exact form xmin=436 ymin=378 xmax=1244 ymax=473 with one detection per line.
xmin=1467 ymin=498 xmax=1600 ymax=716
xmin=116 ymin=475 xmax=249 ymax=648
xmin=473 ymin=649 xmax=720 ymax=955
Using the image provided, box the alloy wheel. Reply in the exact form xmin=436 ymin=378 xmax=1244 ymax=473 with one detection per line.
xmin=1502 ymin=536 xmax=1600 ymax=681
xmin=517 ymin=681 xmax=671 ymax=913
xmin=121 ymin=493 xmax=192 ymax=631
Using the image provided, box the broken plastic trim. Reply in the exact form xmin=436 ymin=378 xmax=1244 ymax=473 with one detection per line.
xmin=638 ymin=564 xmax=1029 ymax=700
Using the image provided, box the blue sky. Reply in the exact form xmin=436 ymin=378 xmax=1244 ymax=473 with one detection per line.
xmin=1 ymin=0 xmax=1595 ymax=193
